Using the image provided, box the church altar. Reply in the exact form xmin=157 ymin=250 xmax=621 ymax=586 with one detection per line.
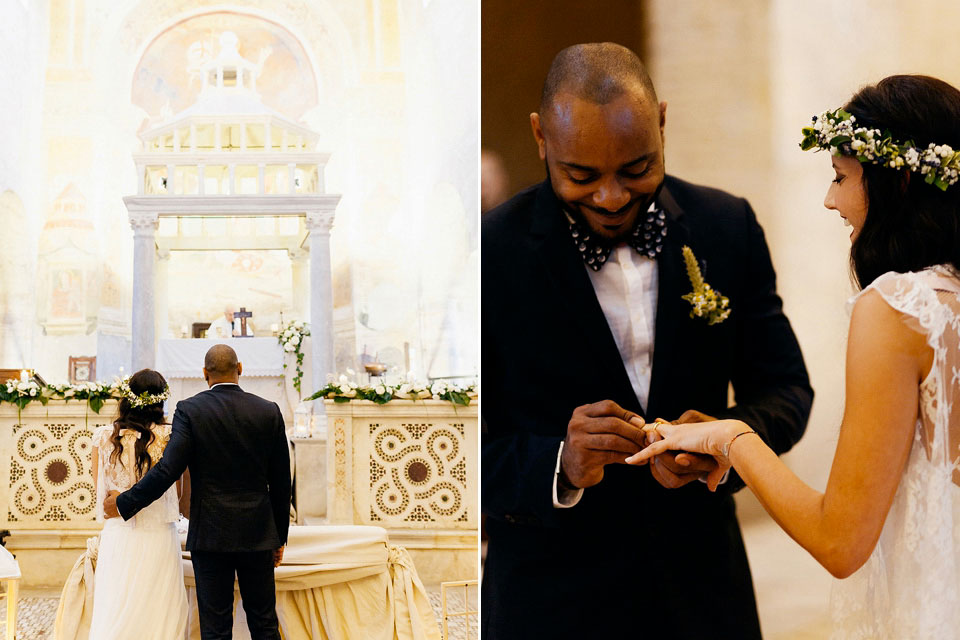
xmin=0 ymin=396 xmax=477 ymax=589
xmin=156 ymin=337 xmax=311 ymax=424
xmin=157 ymin=337 xmax=284 ymax=378
xmin=54 ymin=524 xmax=442 ymax=640
xmin=322 ymin=399 xmax=478 ymax=584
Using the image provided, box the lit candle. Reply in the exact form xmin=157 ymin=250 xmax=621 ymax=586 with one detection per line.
xmin=20 ymin=370 xmax=28 ymax=382
xmin=180 ymin=324 xmax=189 ymax=337
xmin=271 ymin=323 xmax=279 ymax=335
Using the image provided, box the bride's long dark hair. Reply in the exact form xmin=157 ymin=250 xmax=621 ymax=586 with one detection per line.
xmin=845 ymin=75 xmax=960 ymax=288
xmin=110 ymin=369 xmax=168 ymax=478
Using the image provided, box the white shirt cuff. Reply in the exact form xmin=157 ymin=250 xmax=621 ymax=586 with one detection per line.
xmin=552 ymin=441 xmax=584 ymax=508
xmin=698 ymin=467 xmax=731 ymax=486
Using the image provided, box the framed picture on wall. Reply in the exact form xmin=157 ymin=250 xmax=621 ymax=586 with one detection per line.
xmin=68 ymin=356 xmax=96 ymax=384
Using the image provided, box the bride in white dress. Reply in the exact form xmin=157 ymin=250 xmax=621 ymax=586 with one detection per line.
xmin=627 ymin=74 xmax=960 ymax=638
xmin=89 ymin=369 xmax=188 ymax=639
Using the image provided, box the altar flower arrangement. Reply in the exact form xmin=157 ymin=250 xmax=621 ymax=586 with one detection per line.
xmin=1 ymin=380 xmax=47 ymax=410
xmin=278 ymin=320 xmax=310 ymax=399
xmin=50 ymin=380 xmax=122 ymax=414
xmin=307 ymin=372 xmax=477 ymax=406
xmin=1 ymin=378 xmax=124 ymax=415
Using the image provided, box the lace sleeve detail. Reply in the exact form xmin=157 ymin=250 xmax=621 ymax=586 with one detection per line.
xmin=147 ymin=424 xmax=172 ymax=466
xmin=92 ymin=424 xmax=112 ymax=450
xmin=848 ymin=270 xmax=950 ymax=341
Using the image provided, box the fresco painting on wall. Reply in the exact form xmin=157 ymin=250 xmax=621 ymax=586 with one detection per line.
xmin=132 ymin=12 xmax=318 ymax=124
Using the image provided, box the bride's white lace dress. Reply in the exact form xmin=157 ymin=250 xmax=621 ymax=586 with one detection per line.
xmin=832 ymin=266 xmax=960 ymax=638
xmin=88 ymin=423 xmax=187 ymax=640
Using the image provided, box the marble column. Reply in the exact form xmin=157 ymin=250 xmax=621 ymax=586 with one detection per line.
xmin=288 ymin=248 xmax=310 ymax=321
xmin=155 ymin=249 xmax=170 ymax=341
xmin=305 ymin=210 xmax=336 ymax=408
xmin=129 ymin=212 xmax=158 ymax=370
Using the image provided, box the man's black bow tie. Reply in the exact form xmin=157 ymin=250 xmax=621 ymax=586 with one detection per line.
xmin=567 ymin=206 xmax=668 ymax=271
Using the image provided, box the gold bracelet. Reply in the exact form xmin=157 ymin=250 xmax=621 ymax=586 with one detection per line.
xmin=722 ymin=430 xmax=758 ymax=458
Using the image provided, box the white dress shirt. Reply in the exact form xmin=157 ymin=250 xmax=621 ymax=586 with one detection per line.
xmin=554 ymin=238 xmax=659 ymax=508
xmin=552 ymin=217 xmax=729 ymax=508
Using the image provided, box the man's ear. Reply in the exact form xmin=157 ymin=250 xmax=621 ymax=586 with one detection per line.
xmin=659 ymin=100 xmax=667 ymax=149
xmin=237 ymin=362 xmax=243 ymax=377
xmin=530 ymin=112 xmax=547 ymax=161
xmin=202 ymin=367 xmax=208 ymax=382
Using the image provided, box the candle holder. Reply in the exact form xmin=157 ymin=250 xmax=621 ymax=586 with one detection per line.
xmin=364 ymin=361 xmax=387 ymax=385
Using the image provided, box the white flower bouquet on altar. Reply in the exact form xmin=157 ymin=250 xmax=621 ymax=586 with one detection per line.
xmin=278 ymin=320 xmax=310 ymax=399
xmin=307 ymin=371 xmax=477 ymax=406
xmin=1 ymin=378 xmax=123 ymax=413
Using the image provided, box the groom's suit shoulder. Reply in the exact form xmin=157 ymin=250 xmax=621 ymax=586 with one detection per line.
xmin=482 ymin=182 xmax=543 ymax=247
xmin=179 ymin=386 xmax=279 ymax=414
xmin=663 ymin=174 xmax=752 ymax=219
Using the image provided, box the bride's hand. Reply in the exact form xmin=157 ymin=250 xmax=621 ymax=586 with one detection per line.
xmin=625 ymin=419 xmax=746 ymax=491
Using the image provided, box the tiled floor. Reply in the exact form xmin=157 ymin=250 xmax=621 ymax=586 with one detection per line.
xmin=427 ymin=583 xmax=479 ymax=640
xmin=0 ymin=591 xmax=58 ymax=640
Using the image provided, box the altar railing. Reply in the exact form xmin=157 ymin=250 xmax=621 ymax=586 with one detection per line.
xmin=324 ymin=399 xmax=478 ymax=531
xmin=0 ymin=401 xmax=117 ymax=530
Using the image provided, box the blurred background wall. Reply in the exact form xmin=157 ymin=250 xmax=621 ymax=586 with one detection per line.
xmin=483 ymin=1 xmax=960 ymax=637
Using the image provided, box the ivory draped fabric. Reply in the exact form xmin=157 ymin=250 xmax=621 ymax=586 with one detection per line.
xmin=55 ymin=525 xmax=442 ymax=640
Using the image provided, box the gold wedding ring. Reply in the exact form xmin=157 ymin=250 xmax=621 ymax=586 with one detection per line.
xmin=642 ymin=417 xmax=670 ymax=436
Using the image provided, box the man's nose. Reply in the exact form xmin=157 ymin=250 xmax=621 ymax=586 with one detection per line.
xmin=592 ymin=178 xmax=630 ymax=212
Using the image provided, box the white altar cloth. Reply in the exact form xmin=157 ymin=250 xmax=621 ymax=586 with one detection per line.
xmin=157 ymin=338 xmax=284 ymax=378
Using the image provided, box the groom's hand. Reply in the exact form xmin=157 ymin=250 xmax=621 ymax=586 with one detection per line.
xmin=560 ymin=400 xmax=647 ymax=489
xmin=272 ymin=546 xmax=285 ymax=567
xmin=647 ymin=410 xmax=719 ymax=489
xmin=103 ymin=491 xmax=121 ymax=519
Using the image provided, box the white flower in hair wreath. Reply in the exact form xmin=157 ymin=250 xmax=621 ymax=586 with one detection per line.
xmin=800 ymin=108 xmax=960 ymax=191
xmin=117 ymin=378 xmax=170 ymax=408
xmin=681 ymin=246 xmax=730 ymax=325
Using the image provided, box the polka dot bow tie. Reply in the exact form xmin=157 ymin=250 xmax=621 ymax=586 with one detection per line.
xmin=568 ymin=205 xmax=668 ymax=271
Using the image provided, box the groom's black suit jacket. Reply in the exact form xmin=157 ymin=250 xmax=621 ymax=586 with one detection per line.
xmin=117 ymin=384 xmax=290 ymax=553
xmin=481 ymin=177 xmax=813 ymax=639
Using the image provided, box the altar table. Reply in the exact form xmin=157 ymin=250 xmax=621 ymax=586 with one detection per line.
xmin=157 ymin=338 xmax=284 ymax=378
xmin=156 ymin=337 xmax=310 ymax=425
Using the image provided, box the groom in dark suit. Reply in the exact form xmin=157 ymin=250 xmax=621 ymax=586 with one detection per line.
xmin=482 ymin=43 xmax=813 ymax=638
xmin=104 ymin=344 xmax=290 ymax=640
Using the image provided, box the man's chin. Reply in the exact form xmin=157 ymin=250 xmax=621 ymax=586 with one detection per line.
xmin=582 ymin=212 xmax=641 ymax=241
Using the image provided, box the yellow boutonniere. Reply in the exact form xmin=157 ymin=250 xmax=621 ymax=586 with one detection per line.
xmin=680 ymin=246 xmax=730 ymax=325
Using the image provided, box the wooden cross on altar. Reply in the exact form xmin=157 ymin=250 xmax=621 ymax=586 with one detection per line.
xmin=235 ymin=307 xmax=253 ymax=337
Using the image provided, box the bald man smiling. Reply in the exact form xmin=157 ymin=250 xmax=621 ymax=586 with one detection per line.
xmin=481 ymin=43 xmax=812 ymax=639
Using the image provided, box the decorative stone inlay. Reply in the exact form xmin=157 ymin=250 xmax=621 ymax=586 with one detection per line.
xmin=5 ymin=413 xmax=108 ymax=527
xmin=326 ymin=400 xmax=477 ymax=530
xmin=334 ymin=418 xmax=347 ymax=492
xmin=45 ymin=459 xmax=69 ymax=485
xmin=405 ymin=459 xmax=429 ymax=484
xmin=367 ymin=421 xmax=467 ymax=526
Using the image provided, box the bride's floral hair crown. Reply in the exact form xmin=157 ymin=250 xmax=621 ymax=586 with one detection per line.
xmin=800 ymin=108 xmax=960 ymax=191
xmin=117 ymin=377 xmax=170 ymax=409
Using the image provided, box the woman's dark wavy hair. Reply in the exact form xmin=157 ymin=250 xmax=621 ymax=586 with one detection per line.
xmin=845 ymin=75 xmax=960 ymax=288
xmin=110 ymin=368 xmax=167 ymax=478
